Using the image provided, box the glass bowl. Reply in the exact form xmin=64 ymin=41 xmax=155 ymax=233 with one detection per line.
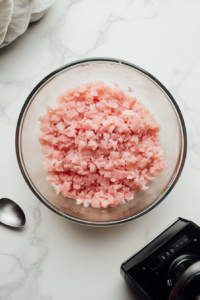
xmin=15 ymin=58 xmax=187 ymax=226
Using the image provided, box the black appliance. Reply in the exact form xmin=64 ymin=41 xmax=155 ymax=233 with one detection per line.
xmin=121 ymin=218 xmax=200 ymax=300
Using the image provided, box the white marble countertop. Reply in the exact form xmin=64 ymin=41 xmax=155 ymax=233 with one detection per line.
xmin=0 ymin=0 xmax=200 ymax=299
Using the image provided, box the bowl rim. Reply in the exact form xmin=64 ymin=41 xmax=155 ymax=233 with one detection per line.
xmin=15 ymin=57 xmax=187 ymax=226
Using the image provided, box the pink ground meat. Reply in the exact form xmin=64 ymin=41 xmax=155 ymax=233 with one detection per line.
xmin=37 ymin=81 xmax=166 ymax=208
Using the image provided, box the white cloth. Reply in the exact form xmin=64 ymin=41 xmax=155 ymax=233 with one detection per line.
xmin=0 ymin=0 xmax=55 ymax=48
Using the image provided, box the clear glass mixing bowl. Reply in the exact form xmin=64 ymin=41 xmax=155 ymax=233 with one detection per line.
xmin=15 ymin=58 xmax=187 ymax=226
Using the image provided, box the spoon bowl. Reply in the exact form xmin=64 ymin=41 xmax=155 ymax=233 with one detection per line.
xmin=0 ymin=198 xmax=26 ymax=227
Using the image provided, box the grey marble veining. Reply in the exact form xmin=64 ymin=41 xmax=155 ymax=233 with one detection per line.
xmin=0 ymin=0 xmax=200 ymax=299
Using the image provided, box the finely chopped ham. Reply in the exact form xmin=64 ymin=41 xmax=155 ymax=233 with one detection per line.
xmin=37 ymin=82 xmax=166 ymax=208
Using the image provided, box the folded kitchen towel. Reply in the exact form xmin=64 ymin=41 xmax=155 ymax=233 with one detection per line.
xmin=0 ymin=0 xmax=55 ymax=48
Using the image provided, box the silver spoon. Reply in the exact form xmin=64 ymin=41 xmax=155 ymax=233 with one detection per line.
xmin=0 ymin=198 xmax=26 ymax=227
